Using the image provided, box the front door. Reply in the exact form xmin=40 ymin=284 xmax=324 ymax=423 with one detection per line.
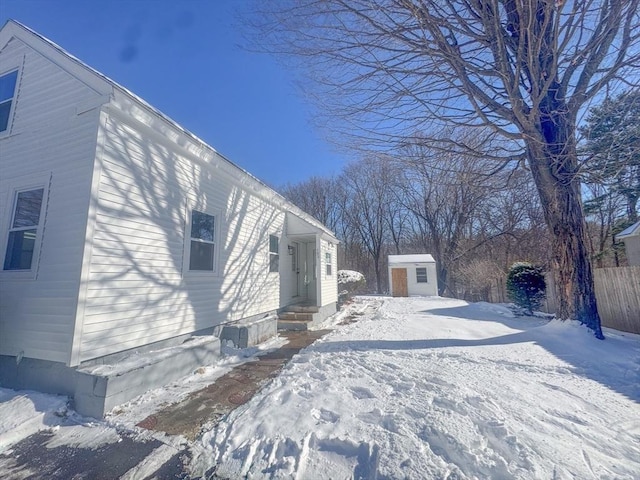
xmin=392 ymin=268 xmax=408 ymax=297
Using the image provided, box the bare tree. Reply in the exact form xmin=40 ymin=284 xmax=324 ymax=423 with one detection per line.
xmin=397 ymin=147 xmax=498 ymax=295
xmin=583 ymin=182 xmax=626 ymax=267
xmin=341 ymin=158 xmax=397 ymax=293
xmin=454 ymin=169 xmax=551 ymax=301
xmin=250 ymin=0 xmax=640 ymax=337
xmin=280 ymin=176 xmax=342 ymax=232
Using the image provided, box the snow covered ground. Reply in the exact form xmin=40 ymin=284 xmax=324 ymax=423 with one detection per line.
xmin=1 ymin=296 xmax=639 ymax=479
xmin=194 ymin=296 xmax=640 ymax=479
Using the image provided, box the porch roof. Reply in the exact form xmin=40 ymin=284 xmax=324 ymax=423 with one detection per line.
xmin=286 ymin=212 xmax=339 ymax=244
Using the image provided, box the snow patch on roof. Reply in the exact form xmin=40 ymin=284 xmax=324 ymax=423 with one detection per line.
xmin=388 ymin=254 xmax=435 ymax=264
xmin=617 ymin=221 xmax=640 ymax=239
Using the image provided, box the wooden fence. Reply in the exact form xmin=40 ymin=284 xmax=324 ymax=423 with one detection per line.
xmin=544 ymin=266 xmax=640 ymax=334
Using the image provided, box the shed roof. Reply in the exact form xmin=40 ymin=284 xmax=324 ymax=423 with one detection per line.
xmin=388 ymin=254 xmax=435 ymax=264
xmin=617 ymin=221 xmax=640 ymax=239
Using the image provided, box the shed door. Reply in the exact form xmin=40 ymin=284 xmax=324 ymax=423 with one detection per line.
xmin=391 ymin=268 xmax=408 ymax=297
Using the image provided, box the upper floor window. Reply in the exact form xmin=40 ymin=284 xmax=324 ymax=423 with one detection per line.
xmin=269 ymin=234 xmax=279 ymax=273
xmin=325 ymin=252 xmax=332 ymax=276
xmin=4 ymin=188 xmax=45 ymax=270
xmin=416 ymin=267 xmax=428 ymax=283
xmin=189 ymin=210 xmax=215 ymax=271
xmin=0 ymin=70 xmax=18 ymax=133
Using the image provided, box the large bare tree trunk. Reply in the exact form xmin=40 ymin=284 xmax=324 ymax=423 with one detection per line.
xmin=527 ymin=90 xmax=604 ymax=338
xmin=529 ymin=153 xmax=603 ymax=338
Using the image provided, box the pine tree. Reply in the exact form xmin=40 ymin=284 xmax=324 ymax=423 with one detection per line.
xmin=581 ymin=90 xmax=640 ymax=223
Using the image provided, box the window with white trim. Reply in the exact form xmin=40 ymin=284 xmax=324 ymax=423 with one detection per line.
xmin=189 ymin=210 xmax=215 ymax=271
xmin=269 ymin=234 xmax=279 ymax=273
xmin=416 ymin=267 xmax=428 ymax=283
xmin=0 ymin=70 xmax=18 ymax=133
xmin=4 ymin=188 xmax=45 ymax=270
xmin=325 ymin=252 xmax=332 ymax=276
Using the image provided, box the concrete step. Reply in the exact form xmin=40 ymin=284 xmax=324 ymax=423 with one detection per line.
xmin=278 ymin=312 xmax=314 ymax=322
xmin=215 ymin=314 xmax=277 ymax=349
xmin=283 ymin=305 xmax=319 ymax=314
xmin=277 ymin=319 xmax=311 ymax=331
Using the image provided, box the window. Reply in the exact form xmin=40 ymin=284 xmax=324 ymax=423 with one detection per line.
xmin=4 ymin=188 xmax=45 ymax=270
xmin=325 ymin=252 xmax=332 ymax=276
xmin=0 ymin=70 xmax=18 ymax=133
xmin=416 ymin=267 xmax=428 ymax=283
xmin=189 ymin=210 xmax=215 ymax=271
xmin=269 ymin=234 xmax=279 ymax=272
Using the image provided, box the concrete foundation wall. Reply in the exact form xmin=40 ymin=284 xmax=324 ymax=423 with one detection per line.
xmin=216 ymin=312 xmax=278 ymax=349
xmin=0 ymin=334 xmax=221 ymax=419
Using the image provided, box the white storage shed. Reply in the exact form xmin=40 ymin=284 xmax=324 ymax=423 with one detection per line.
xmin=388 ymin=254 xmax=438 ymax=297
xmin=616 ymin=221 xmax=640 ymax=266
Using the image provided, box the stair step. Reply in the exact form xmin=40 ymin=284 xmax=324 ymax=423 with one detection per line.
xmin=278 ymin=312 xmax=314 ymax=322
xmin=277 ymin=319 xmax=311 ymax=331
xmin=284 ymin=305 xmax=319 ymax=314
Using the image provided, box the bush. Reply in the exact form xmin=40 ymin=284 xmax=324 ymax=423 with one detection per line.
xmin=506 ymin=262 xmax=546 ymax=315
xmin=337 ymin=270 xmax=366 ymax=305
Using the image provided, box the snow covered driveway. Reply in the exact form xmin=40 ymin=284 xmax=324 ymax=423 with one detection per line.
xmin=197 ymin=296 xmax=640 ymax=479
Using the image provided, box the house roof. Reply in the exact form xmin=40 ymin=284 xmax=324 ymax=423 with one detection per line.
xmin=0 ymin=19 xmax=338 ymax=243
xmin=617 ymin=221 xmax=640 ymax=239
xmin=388 ymin=254 xmax=435 ymax=264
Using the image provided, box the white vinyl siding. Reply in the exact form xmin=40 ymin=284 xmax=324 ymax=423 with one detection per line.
xmin=79 ymin=108 xmax=284 ymax=362
xmin=0 ymin=22 xmax=340 ymax=368
xmin=0 ymin=37 xmax=105 ymax=364
xmin=319 ymin=240 xmax=338 ymax=306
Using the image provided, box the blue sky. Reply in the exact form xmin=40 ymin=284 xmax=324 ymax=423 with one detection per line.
xmin=0 ymin=0 xmax=346 ymax=187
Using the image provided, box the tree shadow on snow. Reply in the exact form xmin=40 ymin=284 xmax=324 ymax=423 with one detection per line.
xmin=315 ymin=304 xmax=640 ymax=403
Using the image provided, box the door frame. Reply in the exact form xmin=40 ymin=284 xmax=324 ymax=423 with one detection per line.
xmin=391 ymin=268 xmax=408 ymax=297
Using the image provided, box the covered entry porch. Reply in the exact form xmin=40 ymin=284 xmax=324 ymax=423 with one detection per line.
xmin=279 ymin=212 xmax=339 ymax=329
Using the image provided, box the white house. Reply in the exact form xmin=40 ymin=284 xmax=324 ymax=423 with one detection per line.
xmin=388 ymin=254 xmax=438 ymax=297
xmin=0 ymin=20 xmax=338 ymax=417
xmin=617 ymin=221 xmax=640 ymax=266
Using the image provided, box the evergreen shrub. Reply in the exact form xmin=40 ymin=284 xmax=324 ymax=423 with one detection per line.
xmin=506 ymin=262 xmax=546 ymax=315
